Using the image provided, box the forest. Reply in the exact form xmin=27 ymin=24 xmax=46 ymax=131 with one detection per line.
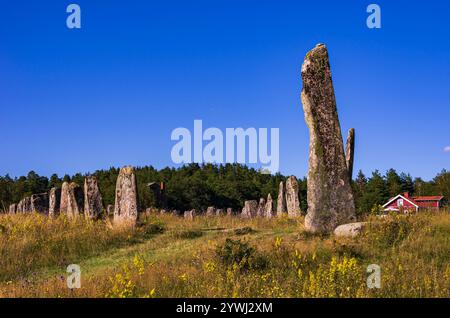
xmin=0 ymin=164 xmax=448 ymax=215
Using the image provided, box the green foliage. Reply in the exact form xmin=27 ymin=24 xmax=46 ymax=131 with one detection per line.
xmin=234 ymin=227 xmax=255 ymax=235
xmin=216 ymin=239 xmax=255 ymax=270
xmin=365 ymin=215 xmax=417 ymax=248
xmin=140 ymin=222 xmax=165 ymax=239
xmin=352 ymin=169 xmax=449 ymax=215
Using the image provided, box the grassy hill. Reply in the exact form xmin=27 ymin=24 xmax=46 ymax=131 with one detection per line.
xmin=0 ymin=212 xmax=449 ymax=298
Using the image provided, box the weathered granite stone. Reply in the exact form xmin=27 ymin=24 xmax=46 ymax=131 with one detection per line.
xmin=114 ymin=166 xmax=139 ymax=226
xmin=345 ymin=128 xmax=355 ymax=181
xmin=17 ymin=197 xmax=32 ymax=213
xmin=301 ymin=44 xmax=356 ymax=233
xmin=241 ymin=200 xmax=258 ymax=218
xmin=84 ymin=176 xmax=103 ymax=219
xmin=334 ymin=222 xmax=366 ymax=238
xmin=160 ymin=209 xmax=167 ymax=215
xmin=60 ymin=182 xmax=84 ymax=219
xmin=226 ymin=208 xmax=233 ymax=216
xmin=31 ymin=193 xmax=49 ymax=214
xmin=276 ymin=181 xmax=287 ymax=216
xmin=107 ymin=204 xmax=114 ymax=216
xmin=286 ymin=176 xmax=301 ymax=217
xmin=264 ymin=194 xmax=274 ymax=218
xmin=9 ymin=204 xmax=16 ymax=214
xmin=184 ymin=209 xmax=196 ymax=220
xmin=216 ymin=209 xmax=224 ymax=216
xmin=16 ymin=199 xmax=23 ymax=213
xmin=49 ymin=187 xmax=61 ymax=217
xmin=206 ymin=206 xmax=216 ymax=217
xmin=256 ymin=198 xmax=266 ymax=217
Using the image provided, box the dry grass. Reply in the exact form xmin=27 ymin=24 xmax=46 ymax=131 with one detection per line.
xmin=0 ymin=212 xmax=449 ymax=298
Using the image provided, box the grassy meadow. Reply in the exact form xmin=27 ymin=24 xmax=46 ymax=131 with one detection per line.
xmin=0 ymin=211 xmax=449 ymax=298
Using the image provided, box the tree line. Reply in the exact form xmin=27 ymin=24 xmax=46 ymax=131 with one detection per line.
xmin=0 ymin=164 xmax=448 ymax=214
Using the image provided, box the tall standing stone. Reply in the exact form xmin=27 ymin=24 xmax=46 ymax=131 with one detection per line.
xmin=9 ymin=204 xmax=16 ymax=214
xmin=276 ymin=181 xmax=287 ymax=216
xmin=16 ymin=200 xmax=23 ymax=213
xmin=226 ymin=208 xmax=233 ymax=216
xmin=264 ymin=193 xmax=274 ymax=218
xmin=107 ymin=204 xmax=114 ymax=216
xmin=241 ymin=200 xmax=258 ymax=218
xmin=84 ymin=176 xmax=103 ymax=219
xmin=31 ymin=193 xmax=49 ymax=214
xmin=345 ymin=128 xmax=355 ymax=181
xmin=114 ymin=166 xmax=138 ymax=226
xmin=256 ymin=198 xmax=266 ymax=217
xmin=184 ymin=209 xmax=196 ymax=221
xmin=49 ymin=187 xmax=61 ymax=217
xmin=17 ymin=197 xmax=32 ymax=213
xmin=301 ymin=44 xmax=355 ymax=233
xmin=60 ymin=182 xmax=84 ymax=219
xmin=286 ymin=176 xmax=301 ymax=217
xmin=206 ymin=206 xmax=216 ymax=217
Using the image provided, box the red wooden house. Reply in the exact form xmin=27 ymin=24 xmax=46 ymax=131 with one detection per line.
xmin=382 ymin=192 xmax=445 ymax=213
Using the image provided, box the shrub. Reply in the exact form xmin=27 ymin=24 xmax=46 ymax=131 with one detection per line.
xmin=234 ymin=227 xmax=254 ymax=235
xmin=216 ymin=239 xmax=255 ymax=270
xmin=141 ymin=222 xmax=165 ymax=238
xmin=364 ymin=214 xmax=420 ymax=248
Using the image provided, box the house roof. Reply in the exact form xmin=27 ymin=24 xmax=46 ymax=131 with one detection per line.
xmin=412 ymin=196 xmax=444 ymax=201
xmin=382 ymin=194 xmax=419 ymax=208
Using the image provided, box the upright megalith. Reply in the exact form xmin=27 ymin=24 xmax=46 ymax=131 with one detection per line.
xmin=256 ymin=198 xmax=266 ymax=217
xmin=264 ymin=193 xmax=274 ymax=218
xmin=49 ymin=187 xmax=61 ymax=217
xmin=206 ymin=206 xmax=216 ymax=217
xmin=60 ymin=182 xmax=84 ymax=219
xmin=241 ymin=200 xmax=258 ymax=218
xmin=17 ymin=197 xmax=32 ymax=213
xmin=184 ymin=209 xmax=196 ymax=221
xmin=84 ymin=176 xmax=103 ymax=219
xmin=9 ymin=204 xmax=16 ymax=214
xmin=31 ymin=193 xmax=49 ymax=214
xmin=226 ymin=208 xmax=233 ymax=216
xmin=107 ymin=204 xmax=114 ymax=216
xmin=114 ymin=166 xmax=138 ymax=226
xmin=16 ymin=199 xmax=23 ymax=213
xmin=276 ymin=181 xmax=287 ymax=216
xmin=301 ymin=43 xmax=355 ymax=233
xmin=286 ymin=176 xmax=301 ymax=217
xmin=345 ymin=128 xmax=355 ymax=181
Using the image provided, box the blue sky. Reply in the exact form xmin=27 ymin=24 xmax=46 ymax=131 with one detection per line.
xmin=0 ymin=0 xmax=449 ymax=180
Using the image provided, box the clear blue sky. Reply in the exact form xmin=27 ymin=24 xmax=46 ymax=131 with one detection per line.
xmin=1 ymin=0 xmax=449 ymax=180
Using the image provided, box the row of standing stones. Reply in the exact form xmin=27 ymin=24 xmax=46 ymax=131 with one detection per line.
xmin=8 ymin=166 xmax=140 ymax=227
xmin=7 ymin=165 xmax=302 ymax=225
xmin=7 ymin=44 xmax=360 ymax=236
xmin=185 ymin=175 xmax=302 ymax=220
